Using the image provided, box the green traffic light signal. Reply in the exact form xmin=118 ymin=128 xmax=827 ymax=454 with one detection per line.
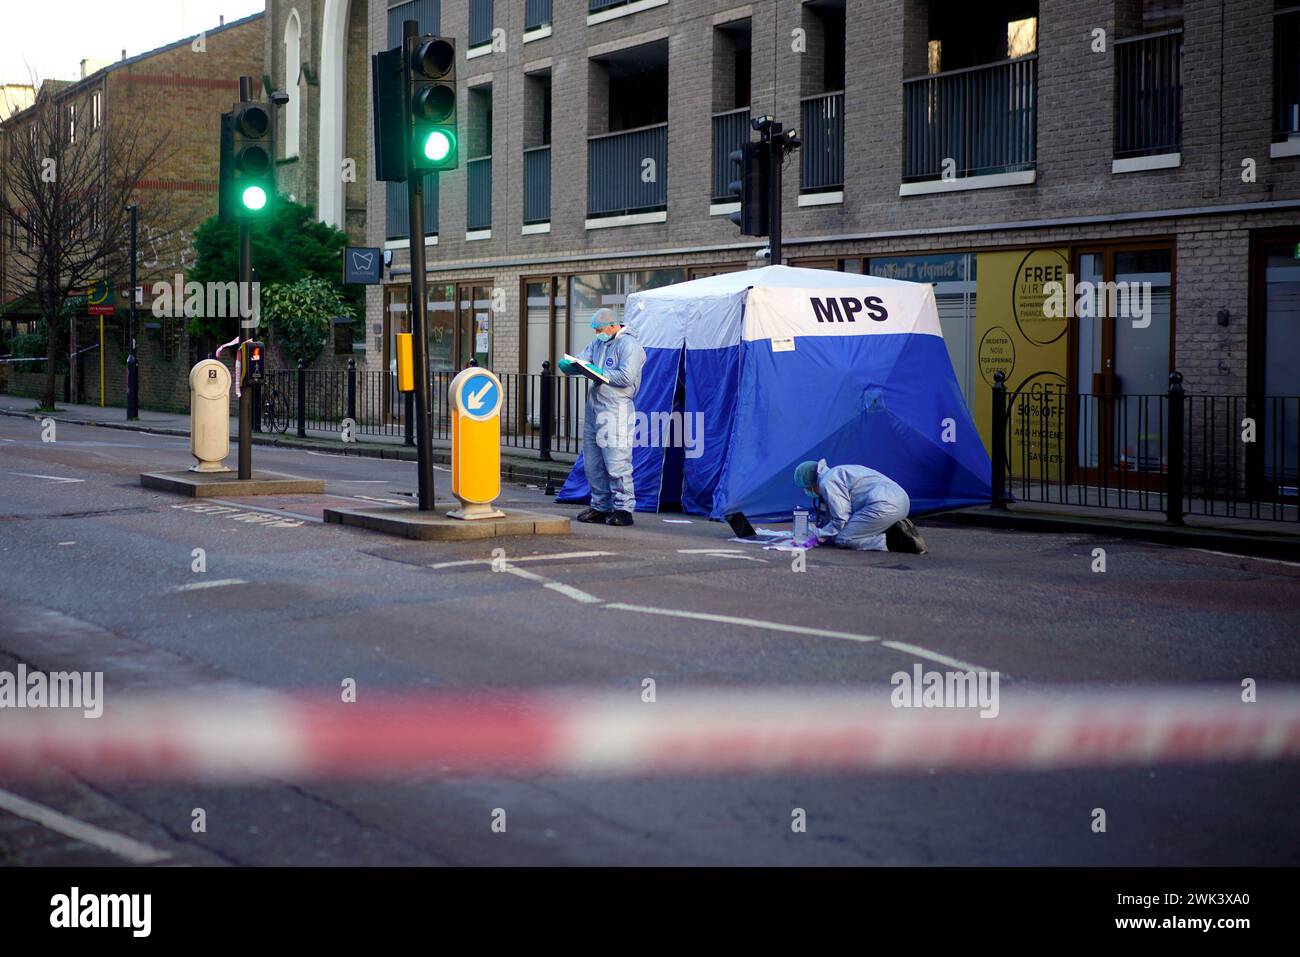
xmin=422 ymin=130 xmax=455 ymax=163
xmin=241 ymin=185 xmax=268 ymax=211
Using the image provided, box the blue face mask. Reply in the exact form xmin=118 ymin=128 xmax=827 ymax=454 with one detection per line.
xmin=595 ymin=332 xmax=612 ymax=342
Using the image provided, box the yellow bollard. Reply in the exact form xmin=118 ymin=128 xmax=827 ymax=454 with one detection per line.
xmin=448 ymin=367 xmax=504 ymax=520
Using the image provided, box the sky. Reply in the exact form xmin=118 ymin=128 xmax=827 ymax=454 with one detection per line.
xmin=0 ymin=0 xmax=266 ymax=86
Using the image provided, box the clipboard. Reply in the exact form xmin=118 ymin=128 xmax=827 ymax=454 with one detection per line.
xmin=562 ymin=353 xmax=609 ymax=384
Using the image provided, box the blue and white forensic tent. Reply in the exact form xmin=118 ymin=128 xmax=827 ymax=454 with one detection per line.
xmin=556 ymin=265 xmax=991 ymax=521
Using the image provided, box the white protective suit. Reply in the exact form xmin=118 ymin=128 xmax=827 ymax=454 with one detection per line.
xmin=813 ymin=461 xmax=911 ymax=551
xmin=578 ymin=326 xmax=646 ymax=513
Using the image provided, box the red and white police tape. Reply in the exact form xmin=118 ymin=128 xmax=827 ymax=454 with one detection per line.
xmin=1 ymin=688 xmax=1298 ymax=781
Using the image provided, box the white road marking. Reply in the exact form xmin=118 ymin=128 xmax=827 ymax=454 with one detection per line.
xmin=452 ymin=555 xmax=995 ymax=673
xmin=676 ymin=548 xmax=767 ymax=563
xmin=57 ymin=541 xmax=75 ymax=546
xmin=431 ymin=550 xmax=612 ymax=570
xmin=603 ymin=602 xmax=883 ymax=644
xmin=171 ymin=579 xmax=248 ymax=592
xmin=500 ymin=564 xmax=604 ymax=604
xmin=879 ymin=640 xmax=988 ymax=672
xmin=1190 ymin=548 xmax=1300 ymax=568
xmin=0 ymin=788 xmax=171 ymax=865
xmin=7 ymin=472 xmax=84 ymax=483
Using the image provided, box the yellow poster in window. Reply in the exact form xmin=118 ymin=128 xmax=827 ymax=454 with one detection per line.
xmin=974 ymin=249 xmax=1069 ymax=482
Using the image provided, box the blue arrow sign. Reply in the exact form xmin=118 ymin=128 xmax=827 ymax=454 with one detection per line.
xmin=458 ymin=372 xmax=500 ymax=420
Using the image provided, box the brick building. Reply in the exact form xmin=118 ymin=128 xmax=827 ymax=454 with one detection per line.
xmin=0 ymin=13 xmax=265 ymax=410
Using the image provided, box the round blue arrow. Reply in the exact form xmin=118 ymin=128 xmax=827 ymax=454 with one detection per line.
xmin=459 ymin=373 xmax=500 ymax=419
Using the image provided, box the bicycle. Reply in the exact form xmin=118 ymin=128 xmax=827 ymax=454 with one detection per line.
xmin=259 ymin=384 xmax=290 ymax=434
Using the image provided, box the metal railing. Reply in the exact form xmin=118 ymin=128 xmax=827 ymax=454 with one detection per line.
xmin=469 ymin=0 xmax=494 ymax=49
xmin=525 ymin=0 xmax=552 ymax=31
xmin=990 ymin=372 xmax=1299 ymax=524
xmin=265 ymin=362 xmax=588 ymax=458
xmin=1115 ymin=30 xmax=1183 ymax=159
xmin=903 ymin=55 xmax=1037 ymax=182
xmin=711 ymin=106 xmax=750 ymax=201
xmin=587 ymin=122 xmax=667 ymax=218
xmin=467 ymin=156 xmax=492 ymax=231
xmin=523 ymin=145 xmax=551 ymax=224
xmin=1275 ymin=10 xmax=1300 ymax=141
xmin=801 ymin=92 xmax=844 ymax=193
xmin=386 ymin=177 xmax=438 ymax=240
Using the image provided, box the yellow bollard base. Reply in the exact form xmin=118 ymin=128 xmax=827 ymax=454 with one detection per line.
xmin=448 ymin=501 xmax=507 ymax=521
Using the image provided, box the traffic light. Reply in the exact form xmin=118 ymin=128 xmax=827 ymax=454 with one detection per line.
xmin=407 ymin=35 xmax=457 ymax=172
xmin=220 ymin=101 xmax=275 ymax=220
xmin=372 ymin=46 xmax=406 ymax=183
xmin=727 ymin=141 xmax=770 ymax=236
xmin=239 ymin=340 xmax=265 ymax=387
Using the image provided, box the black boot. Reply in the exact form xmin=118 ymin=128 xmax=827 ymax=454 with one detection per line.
xmin=575 ymin=507 xmax=612 ymax=524
xmin=606 ymin=510 xmax=634 ymax=526
xmin=885 ymin=518 xmax=927 ymax=554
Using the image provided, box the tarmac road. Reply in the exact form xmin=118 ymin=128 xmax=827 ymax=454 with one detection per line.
xmin=1 ymin=413 xmax=1298 ymax=865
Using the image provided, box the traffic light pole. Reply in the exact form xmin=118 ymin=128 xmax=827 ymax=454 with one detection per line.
xmin=404 ymin=19 xmax=435 ymax=511
xmin=237 ymin=75 xmax=253 ymax=481
xmin=767 ymin=126 xmax=783 ymax=266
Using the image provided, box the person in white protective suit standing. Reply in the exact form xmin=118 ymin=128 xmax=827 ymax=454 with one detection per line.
xmin=793 ymin=459 xmax=928 ymax=553
xmin=559 ymin=308 xmax=646 ymax=527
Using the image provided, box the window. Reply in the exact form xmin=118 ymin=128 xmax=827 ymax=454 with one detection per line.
xmin=469 ymin=0 xmax=493 ymax=49
xmin=284 ymin=10 xmax=302 ymax=158
xmin=1007 ymin=17 xmax=1037 ymax=57
xmin=1276 ymin=3 xmax=1300 ymax=142
xmin=91 ymin=90 xmax=102 ymax=130
xmin=66 ymin=103 xmax=76 ymax=144
xmin=523 ymin=71 xmax=552 ymax=225
xmin=525 ymin=0 xmax=553 ymax=32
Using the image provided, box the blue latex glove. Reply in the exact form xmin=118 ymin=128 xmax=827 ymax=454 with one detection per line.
xmin=557 ymin=357 xmax=577 ymax=375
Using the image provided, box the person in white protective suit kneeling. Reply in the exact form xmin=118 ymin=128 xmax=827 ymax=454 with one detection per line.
xmin=793 ymin=459 xmax=928 ymax=553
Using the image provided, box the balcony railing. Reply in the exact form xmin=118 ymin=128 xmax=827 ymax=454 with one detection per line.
xmin=467 ymin=157 xmax=492 ymax=231
xmin=801 ymin=92 xmax=844 ymax=193
xmin=524 ymin=145 xmax=551 ymax=224
xmin=711 ymin=107 xmax=750 ymax=202
xmin=386 ymin=178 xmax=438 ymax=240
xmin=525 ymin=0 xmax=552 ymax=31
xmin=1115 ymin=29 xmax=1183 ymax=158
xmin=1276 ymin=10 xmax=1300 ymax=141
xmin=587 ymin=122 xmax=667 ymax=218
xmin=469 ymin=0 xmax=493 ymax=48
xmin=903 ymin=55 xmax=1037 ymax=182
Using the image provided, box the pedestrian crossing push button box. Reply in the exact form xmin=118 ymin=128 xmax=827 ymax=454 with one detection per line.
xmin=189 ymin=359 xmax=232 ymax=473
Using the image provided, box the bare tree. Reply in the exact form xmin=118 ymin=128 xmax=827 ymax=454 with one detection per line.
xmin=0 ymin=74 xmax=180 ymax=408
